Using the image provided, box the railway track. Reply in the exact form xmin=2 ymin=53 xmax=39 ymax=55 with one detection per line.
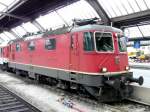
xmin=0 ymin=84 xmax=41 ymax=112
xmin=1 ymin=71 xmax=150 ymax=112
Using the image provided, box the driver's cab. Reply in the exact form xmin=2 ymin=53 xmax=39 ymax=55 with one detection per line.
xmin=78 ymin=25 xmax=129 ymax=74
xmin=83 ymin=31 xmax=127 ymax=53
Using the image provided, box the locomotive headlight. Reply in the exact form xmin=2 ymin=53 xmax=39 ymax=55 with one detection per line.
xmin=101 ymin=67 xmax=107 ymax=73
xmin=125 ymin=66 xmax=130 ymax=71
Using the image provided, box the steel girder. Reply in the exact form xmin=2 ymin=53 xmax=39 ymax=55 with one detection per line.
xmin=86 ymin=0 xmax=111 ymax=25
xmin=111 ymin=9 xmax=150 ymax=28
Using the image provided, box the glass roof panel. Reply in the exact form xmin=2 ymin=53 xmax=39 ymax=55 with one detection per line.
xmin=121 ymin=0 xmax=134 ymax=14
xmin=57 ymin=0 xmax=99 ymax=25
xmin=36 ymin=0 xmax=99 ymax=29
xmin=124 ymin=26 xmax=143 ymax=38
xmin=1 ymin=0 xmax=16 ymax=5
xmin=12 ymin=26 xmax=26 ymax=37
xmin=0 ymin=35 xmax=4 ymax=41
xmin=0 ymin=33 xmax=10 ymax=41
xmin=144 ymin=0 xmax=150 ymax=9
xmin=139 ymin=25 xmax=150 ymax=37
xmin=22 ymin=22 xmax=39 ymax=32
xmin=0 ymin=37 xmax=4 ymax=42
xmin=114 ymin=0 xmax=128 ymax=15
xmin=106 ymin=0 xmax=122 ymax=16
xmin=3 ymin=31 xmax=16 ymax=39
xmin=16 ymin=26 xmax=27 ymax=36
xmin=36 ymin=11 xmax=65 ymax=29
xmin=0 ymin=0 xmax=19 ymax=12
xmin=128 ymin=0 xmax=140 ymax=12
xmin=0 ymin=5 xmax=5 ymax=12
xmin=97 ymin=0 xmax=150 ymax=18
xmin=97 ymin=0 xmax=110 ymax=17
xmin=136 ymin=0 xmax=147 ymax=10
xmin=98 ymin=0 xmax=117 ymax=17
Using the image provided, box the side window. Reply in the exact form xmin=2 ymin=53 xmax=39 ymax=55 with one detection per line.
xmin=28 ymin=41 xmax=35 ymax=51
xmin=16 ymin=43 xmax=21 ymax=52
xmin=83 ymin=32 xmax=94 ymax=51
xmin=118 ymin=34 xmax=127 ymax=52
xmin=45 ymin=38 xmax=56 ymax=50
xmin=0 ymin=48 xmax=2 ymax=55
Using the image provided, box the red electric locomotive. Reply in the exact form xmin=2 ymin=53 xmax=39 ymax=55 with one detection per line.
xmin=0 ymin=19 xmax=143 ymax=102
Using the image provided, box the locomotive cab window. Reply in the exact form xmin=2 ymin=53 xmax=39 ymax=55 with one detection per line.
xmin=45 ymin=38 xmax=56 ymax=50
xmin=28 ymin=41 xmax=35 ymax=51
xmin=16 ymin=43 xmax=21 ymax=52
xmin=83 ymin=32 xmax=94 ymax=51
xmin=118 ymin=34 xmax=127 ymax=52
xmin=95 ymin=32 xmax=113 ymax=52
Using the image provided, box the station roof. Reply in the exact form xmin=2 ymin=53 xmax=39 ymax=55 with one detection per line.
xmin=0 ymin=0 xmax=150 ymax=43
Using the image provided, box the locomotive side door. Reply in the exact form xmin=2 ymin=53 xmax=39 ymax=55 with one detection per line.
xmin=9 ymin=45 xmax=15 ymax=61
xmin=28 ymin=41 xmax=35 ymax=78
xmin=70 ymin=33 xmax=79 ymax=71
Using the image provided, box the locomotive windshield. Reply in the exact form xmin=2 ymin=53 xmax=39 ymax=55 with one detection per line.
xmin=118 ymin=35 xmax=127 ymax=52
xmin=95 ymin=32 xmax=113 ymax=52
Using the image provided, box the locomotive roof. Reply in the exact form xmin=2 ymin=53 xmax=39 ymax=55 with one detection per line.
xmin=9 ymin=24 xmax=122 ymax=44
xmin=71 ymin=24 xmax=122 ymax=33
xmin=43 ymin=24 xmax=122 ymax=35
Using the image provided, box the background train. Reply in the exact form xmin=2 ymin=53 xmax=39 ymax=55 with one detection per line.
xmin=0 ymin=19 xmax=143 ymax=102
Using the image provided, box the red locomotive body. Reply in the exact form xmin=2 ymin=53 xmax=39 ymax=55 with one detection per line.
xmin=9 ymin=26 xmax=128 ymax=73
xmin=0 ymin=22 xmax=143 ymax=102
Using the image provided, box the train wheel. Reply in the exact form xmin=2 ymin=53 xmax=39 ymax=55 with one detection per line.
xmin=57 ymin=80 xmax=70 ymax=90
xmin=15 ymin=69 xmax=21 ymax=75
xmin=83 ymin=85 xmax=122 ymax=102
xmin=83 ymin=86 xmax=101 ymax=98
xmin=1 ymin=63 xmax=8 ymax=71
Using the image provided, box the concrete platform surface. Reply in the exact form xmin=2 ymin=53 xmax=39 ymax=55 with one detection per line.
xmin=130 ymin=62 xmax=150 ymax=69
xmin=129 ymin=69 xmax=150 ymax=105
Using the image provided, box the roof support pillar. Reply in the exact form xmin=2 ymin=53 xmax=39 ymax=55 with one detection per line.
xmin=9 ymin=30 xmax=20 ymax=38
xmin=85 ymin=0 xmax=111 ymax=25
xmin=31 ymin=20 xmax=45 ymax=32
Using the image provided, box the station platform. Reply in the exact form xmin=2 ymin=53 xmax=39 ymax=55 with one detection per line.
xmin=129 ymin=62 xmax=150 ymax=69
xmin=129 ymin=68 xmax=150 ymax=105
